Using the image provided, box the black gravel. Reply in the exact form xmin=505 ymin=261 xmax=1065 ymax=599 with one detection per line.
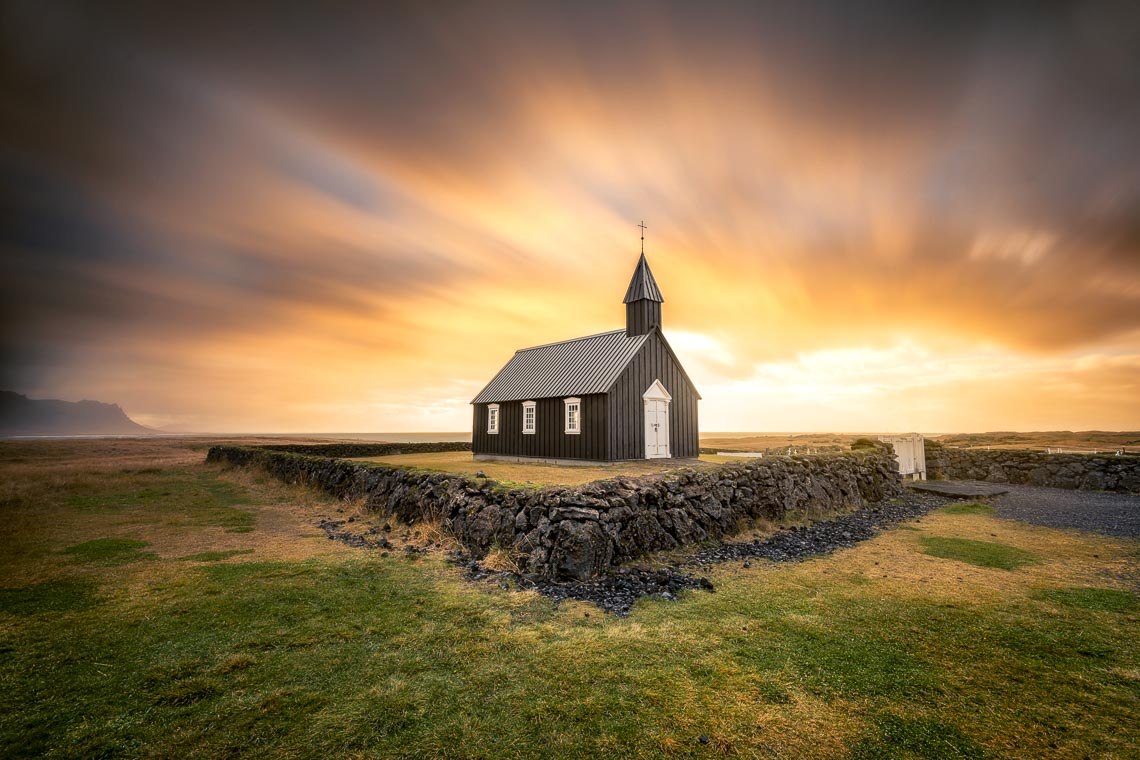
xmin=987 ymin=483 xmax=1140 ymax=538
xmin=459 ymin=561 xmax=716 ymax=616
xmin=528 ymin=570 xmax=715 ymax=614
xmin=317 ymin=519 xmax=393 ymax=550
xmin=687 ymin=490 xmax=952 ymax=567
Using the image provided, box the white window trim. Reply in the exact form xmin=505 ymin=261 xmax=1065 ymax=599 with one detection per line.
xmin=522 ymin=400 xmax=536 ymax=434
xmin=487 ymin=403 xmax=499 ymax=435
xmin=563 ymin=397 xmax=581 ymax=435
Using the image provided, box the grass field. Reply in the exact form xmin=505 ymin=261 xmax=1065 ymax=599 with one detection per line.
xmin=1 ymin=439 xmax=1138 ymax=758
xmin=353 ymin=451 xmax=730 ymax=487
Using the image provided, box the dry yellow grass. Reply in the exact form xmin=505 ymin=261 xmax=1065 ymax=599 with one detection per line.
xmin=701 ymin=433 xmax=860 ymax=451
xmin=353 ymin=450 xmax=724 ymax=486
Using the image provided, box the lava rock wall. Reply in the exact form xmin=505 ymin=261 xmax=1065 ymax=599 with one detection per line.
xmin=924 ymin=443 xmax=1140 ymax=493
xmin=207 ymin=445 xmax=902 ymax=580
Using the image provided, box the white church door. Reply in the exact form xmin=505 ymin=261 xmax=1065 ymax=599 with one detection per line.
xmin=642 ymin=380 xmax=672 ymax=459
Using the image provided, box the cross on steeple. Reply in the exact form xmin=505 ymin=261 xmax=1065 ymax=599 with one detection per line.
xmin=638 ymin=220 xmax=647 ymax=254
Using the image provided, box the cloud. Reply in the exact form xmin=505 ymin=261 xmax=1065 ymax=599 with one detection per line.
xmin=2 ymin=1 xmax=1139 ymax=430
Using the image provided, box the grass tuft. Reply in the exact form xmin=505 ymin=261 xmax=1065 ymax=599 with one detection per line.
xmin=482 ymin=544 xmax=523 ymax=573
xmin=144 ymin=660 xmax=204 ymax=687
xmin=215 ymin=654 xmax=257 ymax=673
xmin=920 ymin=537 xmax=1038 ymax=570
xmin=152 ymin=677 xmax=225 ymax=706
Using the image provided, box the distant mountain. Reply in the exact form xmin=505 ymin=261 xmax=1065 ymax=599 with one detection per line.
xmin=0 ymin=391 xmax=154 ymax=436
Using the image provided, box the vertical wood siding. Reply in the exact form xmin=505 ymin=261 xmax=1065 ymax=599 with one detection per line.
xmin=625 ymin=300 xmax=661 ymax=337
xmin=605 ymin=331 xmax=700 ymax=460
xmin=472 ymin=394 xmax=610 ymax=460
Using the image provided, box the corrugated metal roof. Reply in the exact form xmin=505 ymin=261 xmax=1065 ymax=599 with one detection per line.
xmin=622 ymin=253 xmax=664 ymax=303
xmin=472 ymin=329 xmax=651 ymax=404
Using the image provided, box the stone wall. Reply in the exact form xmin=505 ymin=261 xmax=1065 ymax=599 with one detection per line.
xmin=924 ymin=443 xmax=1140 ymax=493
xmin=207 ymin=444 xmax=903 ymax=580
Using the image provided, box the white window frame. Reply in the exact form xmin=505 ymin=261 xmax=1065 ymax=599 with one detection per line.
xmin=487 ymin=404 xmax=499 ymax=435
xmin=564 ymin=397 xmax=581 ymax=434
xmin=522 ymin=400 xmax=536 ymax=434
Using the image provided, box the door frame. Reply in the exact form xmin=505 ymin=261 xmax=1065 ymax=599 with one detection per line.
xmin=642 ymin=379 xmax=672 ymax=459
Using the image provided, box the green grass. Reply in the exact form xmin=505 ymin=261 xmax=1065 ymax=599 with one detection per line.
xmin=940 ymin=502 xmax=995 ymax=515
xmin=177 ymin=549 xmax=256 ymax=562
xmin=63 ymin=470 xmax=255 ymax=532
xmin=850 ymin=713 xmax=985 ymax=759
xmin=0 ymin=439 xmax=1137 ymax=758
xmin=1032 ymin=586 xmax=1139 ymax=613
xmin=63 ymin=538 xmax=157 ymax=566
xmin=919 ymin=537 xmax=1039 ymax=570
xmin=0 ymin=579 xmax=99 ymax=615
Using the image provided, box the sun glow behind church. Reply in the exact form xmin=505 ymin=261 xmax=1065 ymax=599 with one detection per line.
xmin=2 ymin=2 xmax=1139 ymax=433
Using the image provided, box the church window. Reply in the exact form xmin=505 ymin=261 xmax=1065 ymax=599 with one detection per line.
xmin=522 ymin=401 xmax=536 ymax=434
xmin=564 ymin=398 xmax=581 ymax=434
xmin=487 ymin=404 xmax=499 ymax=434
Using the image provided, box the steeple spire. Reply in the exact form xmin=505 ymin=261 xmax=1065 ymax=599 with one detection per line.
xmin=623 ymin=236 xmax=664 ymax=336
xmin=623 ymin=253 xmax=664 ymax=304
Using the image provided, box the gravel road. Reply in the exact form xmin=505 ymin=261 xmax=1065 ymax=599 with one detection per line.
xmin=985 ymin=483 xmax=1140 ymax=538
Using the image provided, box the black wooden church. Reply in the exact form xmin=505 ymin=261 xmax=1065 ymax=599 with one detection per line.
xmin=471 ymin=249 xmax=700 ymax=462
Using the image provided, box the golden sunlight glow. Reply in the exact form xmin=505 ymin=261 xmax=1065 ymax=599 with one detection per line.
xmin=3 ymin=4 xmax=1138 ymax=433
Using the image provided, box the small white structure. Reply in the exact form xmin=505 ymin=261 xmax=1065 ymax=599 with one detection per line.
xmin=879 ymin=433 xmax=927 ymax=480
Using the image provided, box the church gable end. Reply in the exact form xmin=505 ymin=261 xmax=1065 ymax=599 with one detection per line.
xmin=605 ymin=330 xmax=700 ymax=460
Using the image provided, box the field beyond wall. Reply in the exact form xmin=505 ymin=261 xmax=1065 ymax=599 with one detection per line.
xmin=1 ymin=438 xmax=1137 ymax=758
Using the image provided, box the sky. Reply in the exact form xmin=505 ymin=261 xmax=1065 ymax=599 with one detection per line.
xmin=2 ymin=0 xmax=1139 ymax=433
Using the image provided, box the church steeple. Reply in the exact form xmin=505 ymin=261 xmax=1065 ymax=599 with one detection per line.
xmin=623 ymin=252 xmax=663 ymax=337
